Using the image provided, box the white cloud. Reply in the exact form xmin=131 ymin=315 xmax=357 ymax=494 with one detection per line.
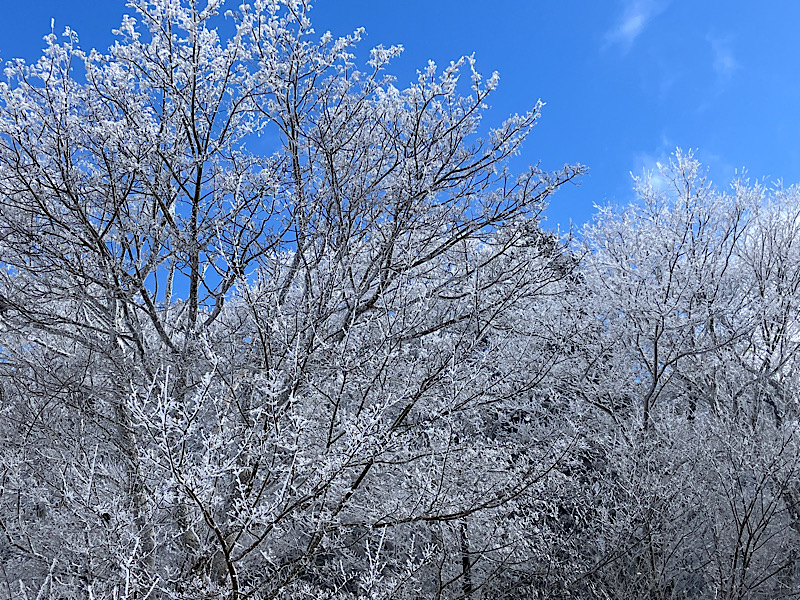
xmin=707 ymin=34 xmax=739 ymax=83
xmin=632 ymin=147 xmax=672 ymax=193
xmin=605 ymin=0 xmax=667 ymax=51
xmin=632 ymin=145 xmax=737 ymax=198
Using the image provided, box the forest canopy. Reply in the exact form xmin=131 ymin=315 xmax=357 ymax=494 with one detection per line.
xmin=0 ymin=2 xmax=798 ymax=600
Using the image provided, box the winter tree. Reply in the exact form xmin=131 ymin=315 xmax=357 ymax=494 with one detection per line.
xmin=0 ymin=1 xmax=584 ymax=598
xmin=573 ymin=153 xmax=800 ymax=599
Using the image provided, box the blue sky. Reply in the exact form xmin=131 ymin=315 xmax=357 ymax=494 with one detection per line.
xmin=1 ymin=0 xmax=799 ymax=231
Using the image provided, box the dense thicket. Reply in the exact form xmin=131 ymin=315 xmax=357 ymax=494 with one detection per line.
xmin=0 ymin=2 xmax=798 ymax=599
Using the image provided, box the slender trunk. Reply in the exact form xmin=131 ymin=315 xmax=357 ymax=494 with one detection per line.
xmin=115 ymin=401 xmax=155 ymax=570
xmin=776 ymin=546 xmax=798 ymax=596
xmin=110 ymin=298 xmax=155 ymax=574
xmin=460 ymin=520 xmax=473 ymax=599
xmin=278 ymin=102 xmax=307 ymax=306
xmin=187 ymin=166 xmax=202 ymax=332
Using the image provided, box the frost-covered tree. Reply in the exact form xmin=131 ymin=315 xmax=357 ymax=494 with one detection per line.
xmin=572 ymin=153 xmax=800 ymax=599
xmin=580 ymin=151 xmax=752 ymax=431
xmin=0 ymin=1 xmax=583 ymax=598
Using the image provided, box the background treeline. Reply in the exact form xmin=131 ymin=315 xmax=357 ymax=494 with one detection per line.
xmin=0 ymin=1 xmax=798 ymax=598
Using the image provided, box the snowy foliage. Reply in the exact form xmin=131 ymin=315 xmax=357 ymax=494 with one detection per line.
xmin=0 ymin=1 xmax=583 ymax=598
xmin=1 ymin=2 xmax=800 ymax=600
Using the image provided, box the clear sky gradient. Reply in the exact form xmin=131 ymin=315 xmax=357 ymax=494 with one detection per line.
xmin=1 ymin=0 xmax=798 ymax=231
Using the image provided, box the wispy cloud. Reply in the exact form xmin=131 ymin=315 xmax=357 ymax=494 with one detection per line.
xmin=605 ymin=0 xmax=667 ymax=51
xmin=632 ymin=144 xmax=736 ymax=197
xmin=632 ymin=145 xmax=673 ymax=193
xmin=707 ymin=33 xmax=738 ymax=83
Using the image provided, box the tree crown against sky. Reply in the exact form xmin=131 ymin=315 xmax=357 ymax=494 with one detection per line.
xmin=2 ymin=0 xmax=800 ymax=230
xmin=0 ymin=0 xmax=583 ymax=311
xmin=0 ymin=1 xmax=585 ymax=598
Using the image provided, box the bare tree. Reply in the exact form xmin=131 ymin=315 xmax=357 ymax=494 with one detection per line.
xmin=573 ymin=155 xmax=800 ymax=599
xmin=0 ymin=1 xmax=583 ymax=598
